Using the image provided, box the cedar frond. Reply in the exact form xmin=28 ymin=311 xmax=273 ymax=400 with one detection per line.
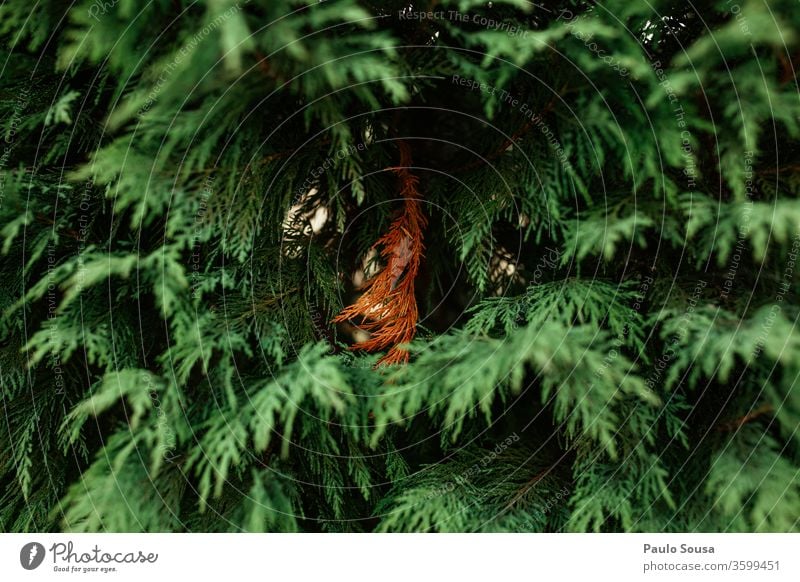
xmin=333 ymin=141 xmax=427 ymax=365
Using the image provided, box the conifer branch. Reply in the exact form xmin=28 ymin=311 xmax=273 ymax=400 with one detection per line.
xmin=333 ymin=141 xmax=427 ymax=366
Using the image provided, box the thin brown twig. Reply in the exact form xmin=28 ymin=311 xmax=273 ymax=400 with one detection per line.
xmin=450 ymin=82 xmax=567 ymax=174
xmin=717 ymin=403 xmax=775 ymax=432
xmin=503 ymin=466 xmax=553 ymax=512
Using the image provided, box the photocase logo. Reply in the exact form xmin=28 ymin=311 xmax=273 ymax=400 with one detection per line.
xmin=20 ymin=542 xmax=46 ymax=570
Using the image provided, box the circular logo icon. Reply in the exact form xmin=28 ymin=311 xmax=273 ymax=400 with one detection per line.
xmin=20 ymin=542 xmax=46 ymax=570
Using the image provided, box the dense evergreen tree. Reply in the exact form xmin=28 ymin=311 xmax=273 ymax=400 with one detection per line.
xmin=1 ymin=0 xmax=799 ymax=532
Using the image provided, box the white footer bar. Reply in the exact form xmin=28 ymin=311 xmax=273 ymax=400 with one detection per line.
xmin=1 ymin=533 xmax=797 ymax=581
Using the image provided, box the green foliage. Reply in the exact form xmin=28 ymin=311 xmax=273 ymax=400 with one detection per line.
xmin=1 ymin=0 xmax=799 ymax=533
xmin=702 ymin=427 xmax=800 ymax=532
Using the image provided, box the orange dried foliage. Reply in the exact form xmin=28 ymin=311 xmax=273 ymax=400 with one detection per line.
xmin=333 ymin=141 xmax=427 ymax=366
